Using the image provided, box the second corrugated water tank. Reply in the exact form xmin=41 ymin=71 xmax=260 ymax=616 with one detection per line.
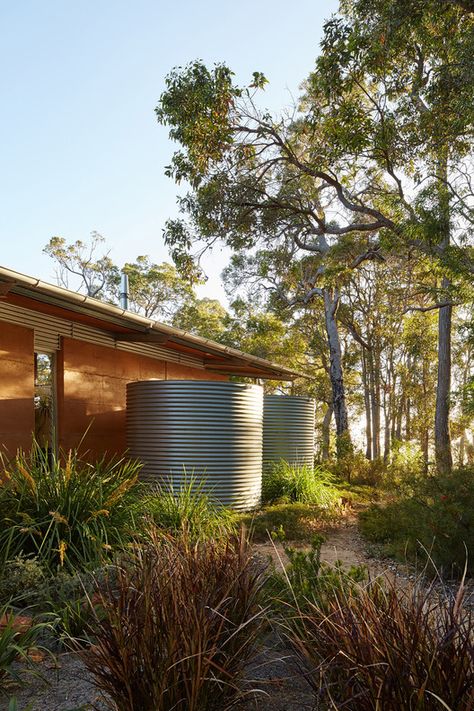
xmin=263 ymin=394 xmax=315 ymax=470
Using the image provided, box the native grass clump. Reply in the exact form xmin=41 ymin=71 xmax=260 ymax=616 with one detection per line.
xmin=283 ymin=575 xmax=474 ymax=711
xmin=83 ymin=528 xmax=266 ymax=711
xmin=262 ymin=461 xmax=341 ymax=509
xmin=0 ymin=602 xmax=50 ymax=696
xmin=143 ymin=477 xmax=236 ymax=540
xmin=0 ymin=444 xmax=143 ymax=573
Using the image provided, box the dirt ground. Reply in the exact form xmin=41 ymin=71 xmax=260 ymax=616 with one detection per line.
xmin=0 ymin=519 xmax=459 ymax=711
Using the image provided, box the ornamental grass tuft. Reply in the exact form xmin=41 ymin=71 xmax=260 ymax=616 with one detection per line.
xmin=143 ymin=476 xmax=236 ymax=540
xmin=83 ymin=527 xmax=267 ymax=711
xmin=0 ymin=443 xmax=143 ymax=573
xmin=262 ymin=460 xmax=342 ymax=510
xmin=283 ymin=576 xmax=474 ymax=711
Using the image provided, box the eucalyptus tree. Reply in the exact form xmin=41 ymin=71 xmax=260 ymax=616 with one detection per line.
xmin=44 ymin=236 xmax=194 ymax=322
xmin=156 ymin=0 xmax=474 ymax=472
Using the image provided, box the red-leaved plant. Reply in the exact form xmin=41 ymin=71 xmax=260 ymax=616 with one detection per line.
xmin=82 ymin=528 xmax=266 ymax=711
xmin=283 ymin=576 xmax=474 ymax=710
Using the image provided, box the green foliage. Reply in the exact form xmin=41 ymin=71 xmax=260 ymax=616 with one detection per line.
xmin=0 ymin=604 xmax=49 ymax=694
xmin=0 ymin=556 xmax=45 ymax=606
xmin=332 ymin=451 xmax=386 ymax=486
xmin=238 ymin=502 xmax=340 ymax=542
xmin=43 ymin=233 xmax=119 ymax=299
xmin=284 ymin=576 xmax=474 ymax=711
xmin=173 ymin=296 xmax=229 ymax=340
xmin=44 ymin=235 xmax=197 ymax=322
xmin=267 ymin=535 xmax=366 ymax=612
xmin=156 ymin=60 xmax=237 ymax=185
xmin=144 ymin=478 xmax=236 ymax=540
xmin=262 ymin=461 xmax=342 ymax=509
xmin=122 ymin=256 xmax=194 ymax=320
xmin=359 ymin=467 xmax=474 ymax=575
xmin=0 ymin=445 xmax=143 ymax=573
xmin=83 ymin=529 xmax=266 ymax=711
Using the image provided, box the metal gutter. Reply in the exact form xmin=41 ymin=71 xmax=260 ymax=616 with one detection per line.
xmin=0 ymin=265 xmax=307 ymax=380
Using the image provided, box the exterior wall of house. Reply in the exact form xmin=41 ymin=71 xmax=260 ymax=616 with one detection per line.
xmin=0 ymin=322 xmax=34 ymax=457
xmin=0 ymin=323 xmax=228 ymax=462
xmin=58 ymin=338 xmax=228 ymax=459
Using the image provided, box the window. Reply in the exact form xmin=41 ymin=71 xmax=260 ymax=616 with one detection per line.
xmin=34 ymin=352 xmax=55 ymax=451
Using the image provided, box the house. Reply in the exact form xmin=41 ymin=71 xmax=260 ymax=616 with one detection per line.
xmin=0 ymin=265 xmax=299 ymax=460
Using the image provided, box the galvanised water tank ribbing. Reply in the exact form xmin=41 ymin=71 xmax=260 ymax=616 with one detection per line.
xmin=263 ymin=395 xmax=315 ymax=470
xmin=126 ymin=380 xmax=263 ymax=510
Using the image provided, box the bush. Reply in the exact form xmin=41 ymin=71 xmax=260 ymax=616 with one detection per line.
xmin=0 ymin=603 xmax=49 ymax=694
xmin=284 ymin=577 xmax=474 ymax=710
xmin=330 ymin=450 xmax=386 ymax=486
xmin=0 ymin=444 xmax=143 ymax=573
xmin=359 ymin=467 xmax=474 ymax=576
xmin=82 ymin=529 xmax=266 ymax=711
xmin=262 ymin=461 xmax=342 ymax=510
xmin=238 ymin=502 xmax=340 ymax=542
xmin=144 ymin=478 xmax=236 ymax=540
xmin=267 ymin=535 xmax=366 ymax=612
xmin=0 ymin=555 xmax=45 ymax=606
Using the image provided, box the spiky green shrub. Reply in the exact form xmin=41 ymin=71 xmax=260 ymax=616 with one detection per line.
xmin=0 ymin=604 xmax=49 ymax=694
xmin=144 ymin=477 xmax=236 ymax=540
xmin=267 ymin=535 xmax=366 ymax=612
xmin=0 ymin=445 xmax=143 ymax=572
xmin=262 ymin=461 xmax=342 ymax=510
xmin=359 ymin=467 xmax=474 ymax=576
xmin=238 ymin=502 xmax=339 ymax=542
xmin=83 ymin=528 xmax=266 ymax=711
xmin=284 ymin=578 xmax=474 ymax=711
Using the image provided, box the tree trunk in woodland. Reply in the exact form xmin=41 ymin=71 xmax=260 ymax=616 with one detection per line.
xmin=362 ymin=349 xmax=372 ymax=459
xmin=434 ymin=153 xmax=453 ymax=475
xmin=435 ymin=286 xmax=453 ymax=474
xmin=406 ymin=398 xmax=411 ymax=440
xmin=368 ymin=348 xmax=381 ymax=459
xmin=323 ymin=288 xmax=352 ymax=457
xmin=421 ymin=358 xmax=430 ymax=473
xmin=321 ymin=403 xmax=333 ymax=461
xmin=458 ymin=430 xmax=465 ymax=468
xmin=383 ymin=390 xmax=391 ymax=461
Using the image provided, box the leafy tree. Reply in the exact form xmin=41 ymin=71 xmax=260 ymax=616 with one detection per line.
xmin=44 ymin=235 xmax=194 ymax=322
xmin=44 ymin=233 xmax=118 ymax=300
xmin=122 ymin=256 xmax=193 ymax=320
xmin=156 ymin=0 xmax=474 ymax=471
xmin=173 ymin=296 xmax=228 ymax=341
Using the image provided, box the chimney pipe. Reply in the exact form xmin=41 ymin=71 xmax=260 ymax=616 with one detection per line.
xmin=120 ymin=272 xmax=129 ymax=310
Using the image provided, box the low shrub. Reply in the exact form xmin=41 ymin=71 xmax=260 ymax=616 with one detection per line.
xmin=82 ymin=529 xmax=266 ymax=711
xmin=267 ymin=535 xmax=366 ymax=612
xmin=284 ymin=578 xmax=474 ymax=710
xmin=262 ymin=461 xmax=342 ymax=510
xmin=0 ymin=444 xmax=143 ymax=572
xmin=239 ymin=502 xmax=340 ymax=542
xmin=359 ymin=467 xmax=474 ymax=576
xmin=143 ymin=478 xmax=236 ymax=540
xmin=330 ymin=451 xmax=386 ymax=486
xmin=0 ymin=603 xmax=49 ymax=694
xmin=0 ymin=555 xmax=45 ymax=606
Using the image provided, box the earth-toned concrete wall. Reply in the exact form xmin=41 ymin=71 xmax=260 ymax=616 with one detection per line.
xmin=0 ymin=322 xmax=34 ymax=457
xmin=59 ymin=338 xmax=228 ymax=459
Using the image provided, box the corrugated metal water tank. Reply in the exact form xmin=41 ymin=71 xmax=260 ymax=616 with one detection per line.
xmin=263 ymin=395 xmax=315 ymax=470
xmin=126 ymin=380 xmax=263 ymax=510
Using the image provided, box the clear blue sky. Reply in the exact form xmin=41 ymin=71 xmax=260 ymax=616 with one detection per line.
xmin=1 ymin=0 xmax=338 ymax=303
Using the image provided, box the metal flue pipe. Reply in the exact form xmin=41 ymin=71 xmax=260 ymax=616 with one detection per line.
xmin=119 ymin=272 xmax=129 ymax=310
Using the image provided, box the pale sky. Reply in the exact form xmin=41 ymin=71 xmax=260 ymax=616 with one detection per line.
xmin=1 ymin=0 xmax=338 ymax=304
